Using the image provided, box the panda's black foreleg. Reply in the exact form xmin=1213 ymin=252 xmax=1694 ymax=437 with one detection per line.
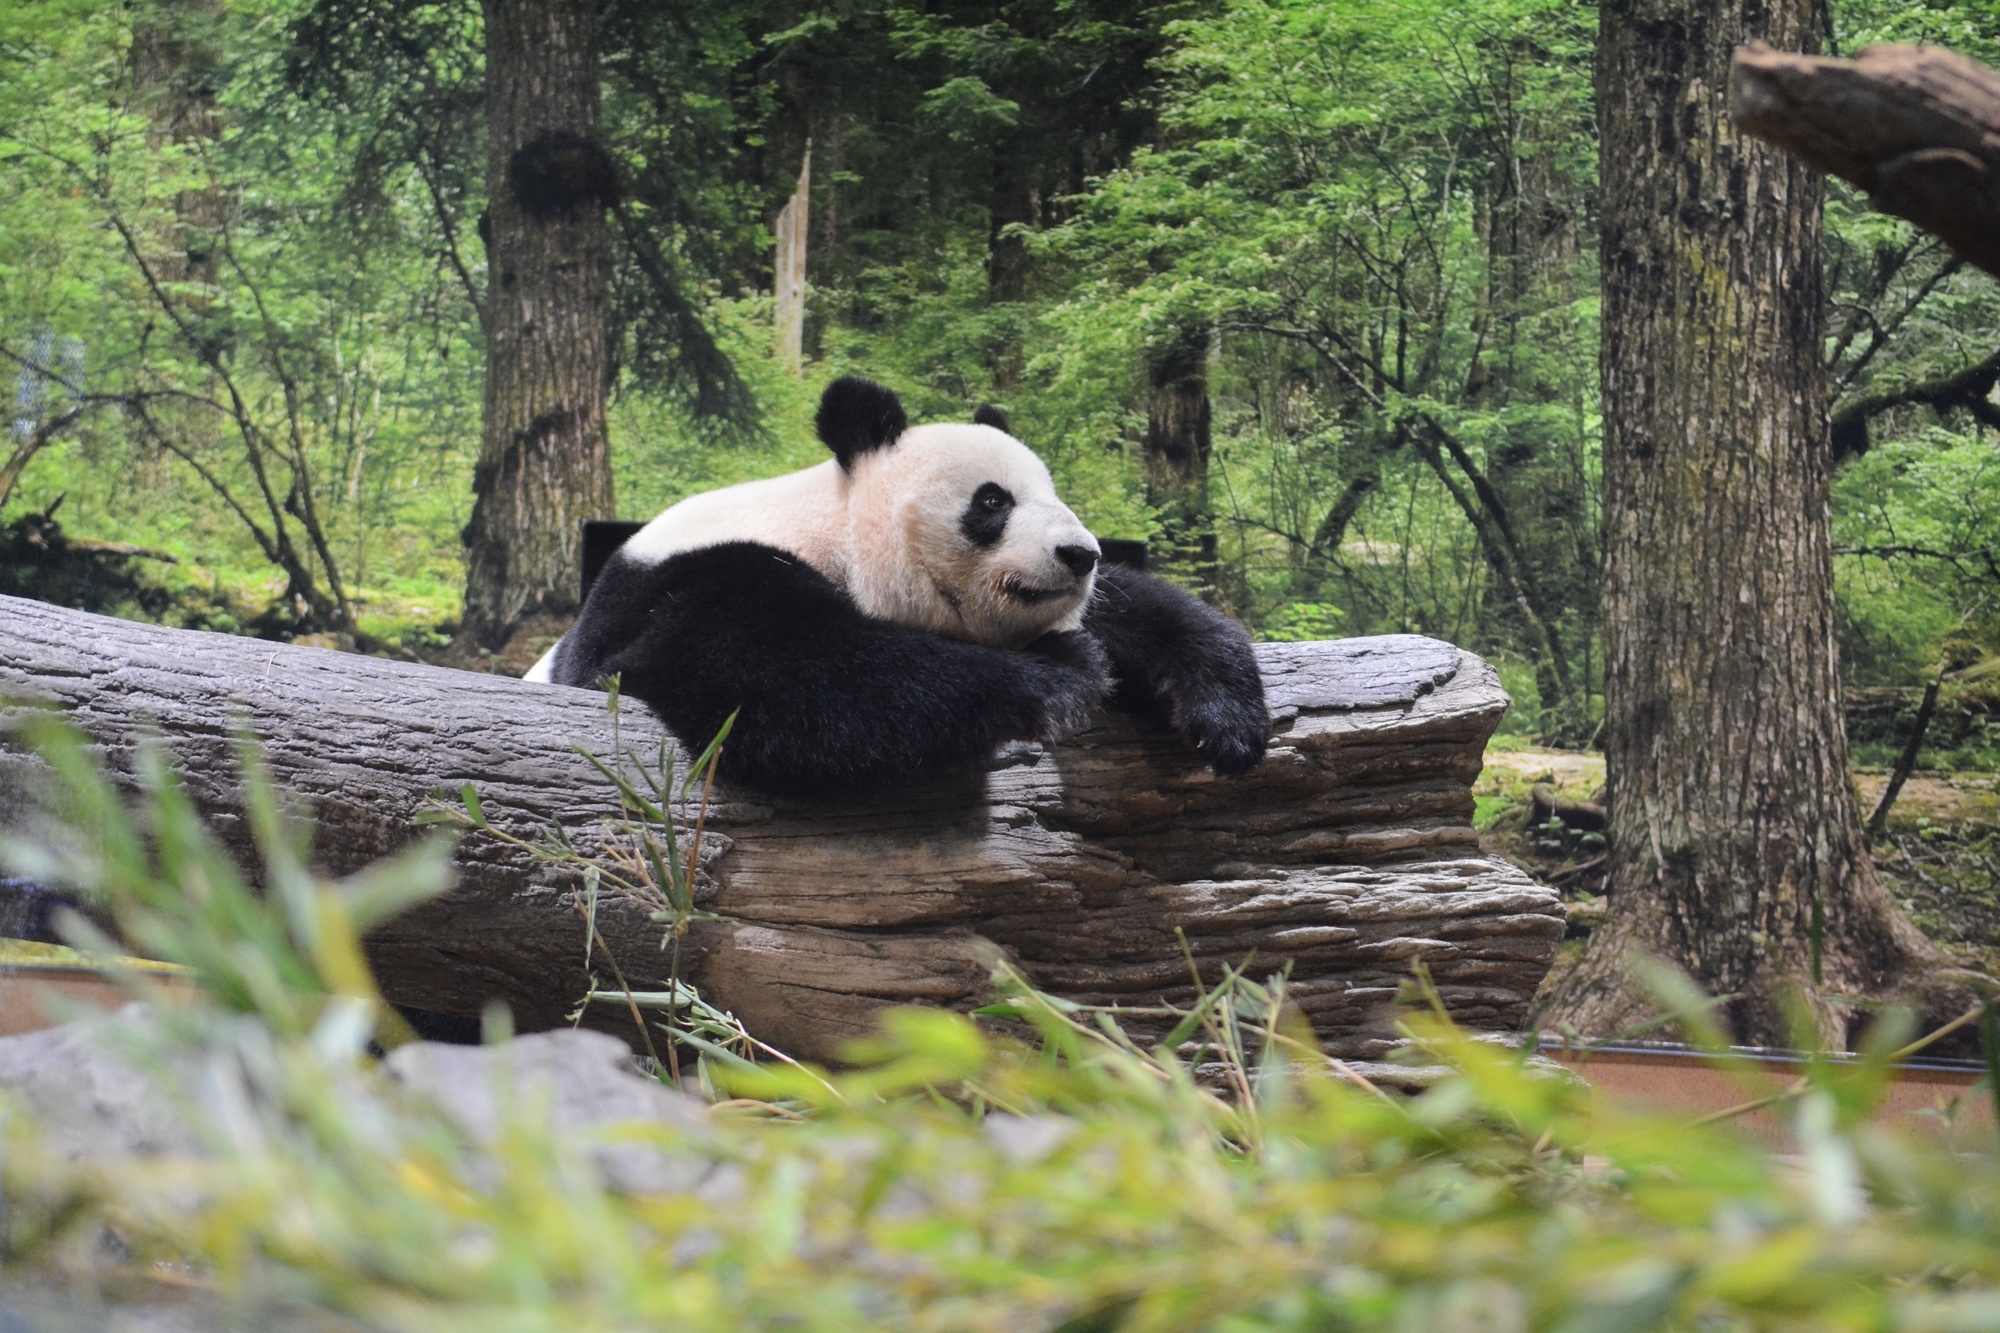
xmin=591 ymin=543 xmax=1112 ymax=797
xmin=1082 ymin=564 xmax=1269 ymax=776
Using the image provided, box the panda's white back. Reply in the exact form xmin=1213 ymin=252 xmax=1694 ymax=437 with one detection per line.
xmin=521 ymin=460 xmax=851 ymax=683
xmin=620 ymin=459 xmax=851 ymax=581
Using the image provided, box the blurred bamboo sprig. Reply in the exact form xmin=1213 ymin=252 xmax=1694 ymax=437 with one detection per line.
xmin=7 ymin=714 xmax=2000 ymax=1331
xmin=418 ymin=686 xmax=745 ymax=1084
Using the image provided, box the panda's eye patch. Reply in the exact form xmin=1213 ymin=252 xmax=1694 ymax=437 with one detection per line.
xmin=960 ymin=482 xmax=1015 ymax=547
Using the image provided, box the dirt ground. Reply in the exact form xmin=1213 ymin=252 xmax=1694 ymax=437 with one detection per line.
xmin=1477 ymin=743 xmax=2000 ymax=977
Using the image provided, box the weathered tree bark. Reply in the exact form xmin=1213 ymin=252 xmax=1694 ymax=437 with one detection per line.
xmin=0 ymin=596 xmax=1562 ymax=1065
xmin=1731 ymin=42 xmax=2000 ymax=280
xmin=1536 ymin=0 xmax=1952 ymax=1047
xmin=988 ymin=152 xmax=1036 ymax=306
xmin=460 ymin=0 xmax=616 ymax=651
xmin=1472 ymin=114 xmax=1597 ymax=745
xmin=773 ymin=148 xmax=810 ymax=374
xmin=1145 ymin=332 xmax=1221 ymax=602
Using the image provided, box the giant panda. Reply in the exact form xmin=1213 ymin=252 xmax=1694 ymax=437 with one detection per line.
xmin=526 ymin=376 xmax=1267 ymax=796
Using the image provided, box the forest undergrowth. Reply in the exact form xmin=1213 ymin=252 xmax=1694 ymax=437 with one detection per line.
xmin=1478 ymin=735 xmax=2000 ymax=999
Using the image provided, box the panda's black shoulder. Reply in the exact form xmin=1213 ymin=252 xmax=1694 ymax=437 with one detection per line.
xmin=552 ymin=542 xmax=849 ymax=688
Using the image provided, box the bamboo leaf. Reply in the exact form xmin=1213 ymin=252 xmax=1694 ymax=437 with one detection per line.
xmin=459 ymin=782 xmax=487 ymax=829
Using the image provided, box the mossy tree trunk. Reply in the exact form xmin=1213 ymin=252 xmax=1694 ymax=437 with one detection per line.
xmin=461 ymin=0 xmax=616 ymax=651
xmin=1536 ymin=0 xmax=1954 ymax=1047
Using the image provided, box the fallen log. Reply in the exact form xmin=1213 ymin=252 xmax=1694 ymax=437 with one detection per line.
xmin=1529 ymin=782 xmax=1607 ymax=833
xmin=1731 ymin=41 xmax=2000 ymax=278
xmin=0 ymin=595 xmax=1563 ymax=1062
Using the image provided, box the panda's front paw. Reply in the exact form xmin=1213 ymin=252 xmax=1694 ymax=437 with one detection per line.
xmin=1178 ymin=688 xmax=1269 ymax=776
xmin=1024 ymin=630 xmax=1113 ymax=740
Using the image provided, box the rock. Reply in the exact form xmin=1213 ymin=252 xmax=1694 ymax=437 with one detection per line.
xmin=0 ymin=1006 xmax=195 ymax=1164
xmin=0 ymin=1011 xmax=721 ymax=1198
xmin=384 ymin=1027 xmax=725 ymax=1195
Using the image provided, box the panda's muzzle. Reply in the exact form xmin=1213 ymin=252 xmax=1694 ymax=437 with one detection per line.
xmin=1055 ymin=544 xmax=1099 ymax=577
xmin=1003 ymin=581 xmax=1072 ymax=606
xmin=1001 ymin=544 xmax=1099 ymax=605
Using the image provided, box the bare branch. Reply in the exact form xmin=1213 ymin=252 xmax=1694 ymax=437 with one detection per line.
xmin=101 ymin=202 xmax=336 ymax=625
xmin=1831 ymin=345 xmax=2000 ymax=460
xmin=220 ymin=226 xmax=354 ymax=627
xmin=0 ymin=405 xmax=88 ymax=514
xmin=420 ymin=144 xmax=485 ymax=318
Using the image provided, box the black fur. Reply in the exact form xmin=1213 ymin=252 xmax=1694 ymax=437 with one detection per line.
xmin=972 ymin=403 xmax=1011 ymax=432
xmin=552 ymin=543 xmax=1112 ymax=797
xmin=959 ymin=482 xmax=1014 ymax=547
xmin=507 ymin=132 xmax=621 ymax=221
xmin=0 ymin=878 xmax=103 ymax=946
xmin=815 ymin=376 xmax=909 ymax=471
xmin=1082 ymin=565 xmax=1268 ymax=776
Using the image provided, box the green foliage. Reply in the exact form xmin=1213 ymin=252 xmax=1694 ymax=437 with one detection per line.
xmin=1837 ymin=0 xmax=2000 ymax=62
xmin=6 ymin=0 xmax=2000 ymax=754
xmin=1258 ymin=601 xmax=1346 ymax=643
xmin=0 ymin=0 xmax=486 ymax=634
xmin=999 ymin=0 xmax=1602 ymax=736
xmin=3 ymin=720 xmax=2000 ymax=1328
xmin=1835 ymin=428 xmax=2000 ymax=686
xmin=1820 ymin=0 xmax=2000 ymax=693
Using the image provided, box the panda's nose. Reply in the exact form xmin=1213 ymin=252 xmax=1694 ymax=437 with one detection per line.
xmin=1055 ymin=544 xmax=1099 ymax=577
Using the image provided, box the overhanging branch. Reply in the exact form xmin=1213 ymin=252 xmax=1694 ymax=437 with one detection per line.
xmin=1831 ymin=346 xmax=2000 ymax=460
xmin=1732 ymin=42 xmax=2000 ymax=279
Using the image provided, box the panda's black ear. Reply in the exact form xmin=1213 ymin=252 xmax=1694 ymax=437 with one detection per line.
xmin=972 ymin=403 xmax=1011 ymax=434
xmin=816 ymin=376 xmax=908 ymax=471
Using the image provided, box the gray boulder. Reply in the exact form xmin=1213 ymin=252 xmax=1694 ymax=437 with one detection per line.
xmin=0 ymin=1005 xmax=194 ymax=1164
xmin=384 ymin=1027 xmax=725 ymax=1195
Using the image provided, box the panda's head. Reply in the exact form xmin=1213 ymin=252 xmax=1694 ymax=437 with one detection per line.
xmin=817 ymin=376 xmax=1101 ymax=649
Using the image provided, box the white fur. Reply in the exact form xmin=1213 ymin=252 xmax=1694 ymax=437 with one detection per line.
xmin=578 ymin=421 xmax=1098 ymax=653
xmin=621 ymin=459 xmax=854 ymax=580
xmin=844 ymin=424 xmax=1097 ymax=647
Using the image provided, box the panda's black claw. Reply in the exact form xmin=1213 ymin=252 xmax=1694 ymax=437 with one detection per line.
xmin=1197 ymin=713 xmax=1269 ymax=776
xmin=1174 ymin=689 xmax=1269 ymax=777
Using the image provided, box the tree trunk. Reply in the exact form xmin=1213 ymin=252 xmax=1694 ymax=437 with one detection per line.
xmin=460 ymin=0 xmax=616 ymax=651
xmin=1472 ymin=119 xmax=1597 ymax=744
xmin=130 ymin=0 xmax=225 ymax=290
xmin=988 ymin=151 xmax=1035 ymax=305
xmin=1145 ymin=333 xmax=1221 ymax=601
xmin=128 ymin=2 xmax=229 ymax=507
xmin=0 ymin=596 xmax=1563 ymax=1067
xmin=1535 ymin=0 xmax=1954 ymax=1047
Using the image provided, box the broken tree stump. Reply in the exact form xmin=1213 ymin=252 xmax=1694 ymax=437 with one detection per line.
xmin=1732 ymin=41 xmax=2000 ymax=278
xmin=0 ymin=595 xmax=1563 ymax=1062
